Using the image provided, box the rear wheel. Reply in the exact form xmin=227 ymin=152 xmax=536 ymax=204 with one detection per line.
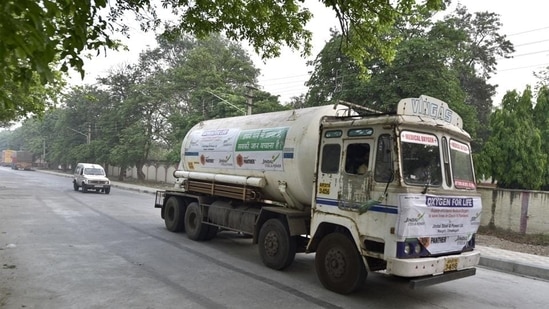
xmin=164 ymin=197 xmax=185 ymax=232
xmin=258 ymin=218 xmax=296 ymax=270
xmin=184 ymin=202 xmax=209 ymax=240
xmin=315 ymin=232 xmax=366 ymax=294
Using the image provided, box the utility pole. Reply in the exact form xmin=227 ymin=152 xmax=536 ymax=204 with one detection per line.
xmin=69 ymin=126 xmax=90 ymax=144
xmin=87 ymin=123 xmax=91 ymax=144
xmin=245 ymin=85 xmax=258 ymax=115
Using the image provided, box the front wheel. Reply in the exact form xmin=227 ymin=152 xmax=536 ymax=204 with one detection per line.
xmin=258 ymin=218 xmax=296 ymax=270
xmin=73 ymin=182 xmax=79 ymax=191
xmin=104 ymin=187 xmax=110 ymax=194
xmin=315 ymin=232 xmax=366 ymax=294
xmin=82 ymin=183 xmax=88 ymax=193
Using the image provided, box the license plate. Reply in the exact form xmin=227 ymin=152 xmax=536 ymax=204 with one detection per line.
xmin=444 ymin=258 xmax=458 ymax=271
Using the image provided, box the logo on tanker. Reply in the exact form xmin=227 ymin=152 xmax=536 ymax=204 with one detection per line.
xmin=263 ymin=154 xmax=280 ymax=164
xmin=199 ymin=154 xmax=215 ymax=165
xmin=236 ymin=154 xmax=257 ymax=167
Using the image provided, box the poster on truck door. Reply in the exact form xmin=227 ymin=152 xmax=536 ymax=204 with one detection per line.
xmin=397 ymin=194 xmax=482 ymax=254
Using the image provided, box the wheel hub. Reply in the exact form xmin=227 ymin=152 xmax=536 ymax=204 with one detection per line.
xmin=325 ymin=248 xmax=345 ymax=278
xmin=264 ymin=231 xmax=279 ymax=256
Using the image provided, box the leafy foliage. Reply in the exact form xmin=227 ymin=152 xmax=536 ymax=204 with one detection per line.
xmin=479 ymin=87 xmax=546 ymax=189
xmin=305 ymin=4 xmax=513 ymax=147
xmin=1 ymin=0 xmax=444 ymax=123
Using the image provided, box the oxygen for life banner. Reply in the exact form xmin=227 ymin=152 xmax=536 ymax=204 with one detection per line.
xmin=397 ymin=194 xmax=482 ymax=254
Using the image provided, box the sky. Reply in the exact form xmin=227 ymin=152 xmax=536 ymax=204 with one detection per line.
xmin=73 ymin=0 xmax=549 ymax=106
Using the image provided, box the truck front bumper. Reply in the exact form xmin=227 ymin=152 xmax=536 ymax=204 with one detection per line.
xmin=386 ymin=250 xmax=480 ymax=286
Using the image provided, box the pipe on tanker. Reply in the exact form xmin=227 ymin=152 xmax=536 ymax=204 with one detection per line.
xmin=173 ymin=170 xmax=266 ymax=188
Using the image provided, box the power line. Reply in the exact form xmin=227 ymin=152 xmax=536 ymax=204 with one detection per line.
xmin=514 ymin=39 xmax=549 ymax=47
xmin=498 ymin=62 xmax=549 ymax=72
xmin=507 ymin=26 xmax=549 ymax=37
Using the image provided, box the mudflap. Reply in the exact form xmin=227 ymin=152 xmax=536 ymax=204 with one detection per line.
xmin=409 ymin=268 xmax=476 ymax=289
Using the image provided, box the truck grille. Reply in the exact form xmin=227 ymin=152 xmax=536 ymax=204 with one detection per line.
xmin=90 ymin=180 xmax=108 ymax=185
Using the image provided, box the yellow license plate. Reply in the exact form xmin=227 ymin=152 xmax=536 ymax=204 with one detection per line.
xmin=444 ymin=258 xmax=459 ymax=271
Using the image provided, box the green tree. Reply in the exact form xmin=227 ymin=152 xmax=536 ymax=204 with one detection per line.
xmin=533 ymin=86 xmax=549 ymax=188
xmin=430 ymin=6 xmax=514 ymax=150
xmin=2 ymin=0 xmax=444 ymax=123
xmin=480 ymin=87 xmax=546 ymax=189
xmin=305 ymin=5 xmax=513 ymax=141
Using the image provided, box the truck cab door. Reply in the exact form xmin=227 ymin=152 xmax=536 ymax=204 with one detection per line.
xmin=339 ymin=140 xmax=373 ymax=210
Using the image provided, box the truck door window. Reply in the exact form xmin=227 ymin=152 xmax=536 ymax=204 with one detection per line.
xmin=321 ymin=144 xmax=341 ymax=174
xmin=345 ymin=143 xmax=370 ymax=174
xmin=449 ymin=139 xmax=476 ymax=189
xmin=374 ymin=134 xmax=394 ymax=182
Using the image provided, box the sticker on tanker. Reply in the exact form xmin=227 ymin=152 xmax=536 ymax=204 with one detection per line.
xmin=186 ymin=129 xmax=240 ymax=152
xmin=234 ymin=127 xmax=288 ymax=171
xmin=397 ymin=194 xmax=482 ymax=254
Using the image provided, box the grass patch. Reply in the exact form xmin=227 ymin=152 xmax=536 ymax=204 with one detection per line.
xmin=478 ymin=226 xmax=549 ymax=246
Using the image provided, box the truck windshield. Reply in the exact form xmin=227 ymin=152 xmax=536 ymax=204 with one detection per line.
xmin=449 ymin=140 xmax=476 ymax=189
xmin=400 ymin=131 xmax=442 ymax=186
xmin=84 ymin=168 xmax=105 ymax=176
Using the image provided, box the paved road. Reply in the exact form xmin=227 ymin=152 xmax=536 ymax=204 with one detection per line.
xmin=1 ymin=168 xmax=549 ymax=308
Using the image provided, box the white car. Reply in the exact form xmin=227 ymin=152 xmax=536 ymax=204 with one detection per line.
xmin=73 ymin=163 xmax=111 ymax=194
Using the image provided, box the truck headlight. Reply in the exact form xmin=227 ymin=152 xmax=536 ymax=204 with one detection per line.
xmin=404 ymin=243 xmax=411 ymax=255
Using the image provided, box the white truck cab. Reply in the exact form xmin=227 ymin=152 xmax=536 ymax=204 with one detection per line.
xmin=73 ymin=163 xmax=111 ymax=194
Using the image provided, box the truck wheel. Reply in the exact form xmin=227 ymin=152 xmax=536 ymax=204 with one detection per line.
xmin=315 ymin=232 xmax=366 ymax=294
xmin=73 ymin=182 xmax=79 ymax=191
xmin=184 ymin=202 xmax=209 ymax=241
xmin=258 ymin=218 xmax=296 ymax=270
xmin=164 ymin=197 xmax=185 ymax=232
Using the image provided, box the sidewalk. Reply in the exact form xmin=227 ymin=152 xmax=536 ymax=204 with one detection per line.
xmin=39 ymin=169 xmax=549 ymax=282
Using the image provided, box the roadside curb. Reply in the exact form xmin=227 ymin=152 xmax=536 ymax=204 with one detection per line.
xmin=478 ymin=255 xmax=549 ymax=281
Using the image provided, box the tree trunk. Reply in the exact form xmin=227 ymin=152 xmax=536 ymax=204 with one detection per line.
xmin=136 ymin=162 xmax=146 ymax=181
xmin=117 ymin=165 xmax=127 ymax=181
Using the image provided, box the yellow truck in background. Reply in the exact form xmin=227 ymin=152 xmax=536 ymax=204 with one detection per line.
xmin=1 ymin=149 xmax=15 ymax=167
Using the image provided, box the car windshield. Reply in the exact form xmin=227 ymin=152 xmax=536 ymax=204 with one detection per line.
xmin=449 ymin=140 xmax=476 ymax=189
xmin=84 ymin=168 xmax=105 ymax=176
xmin=400 ymin=131 xmax=442 ymax=186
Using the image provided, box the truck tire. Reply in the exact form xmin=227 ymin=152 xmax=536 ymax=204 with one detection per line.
xmin=315 ymin=232 xmax=366 ymax=294
xmin=164 ymin=197 xmax=185 ymax=232
xmin=258 ymin=218 xmax=296 ymax=270
xmin=185 ymin=202 xmax=209 ymax=241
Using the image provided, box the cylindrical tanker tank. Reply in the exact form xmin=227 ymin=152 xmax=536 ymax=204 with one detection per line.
xmin=178 ymin=105 xmax=350 ymax=207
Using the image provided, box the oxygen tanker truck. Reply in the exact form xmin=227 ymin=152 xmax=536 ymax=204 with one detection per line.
xmin=154 ymin=95 xmax=482 ymax=294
